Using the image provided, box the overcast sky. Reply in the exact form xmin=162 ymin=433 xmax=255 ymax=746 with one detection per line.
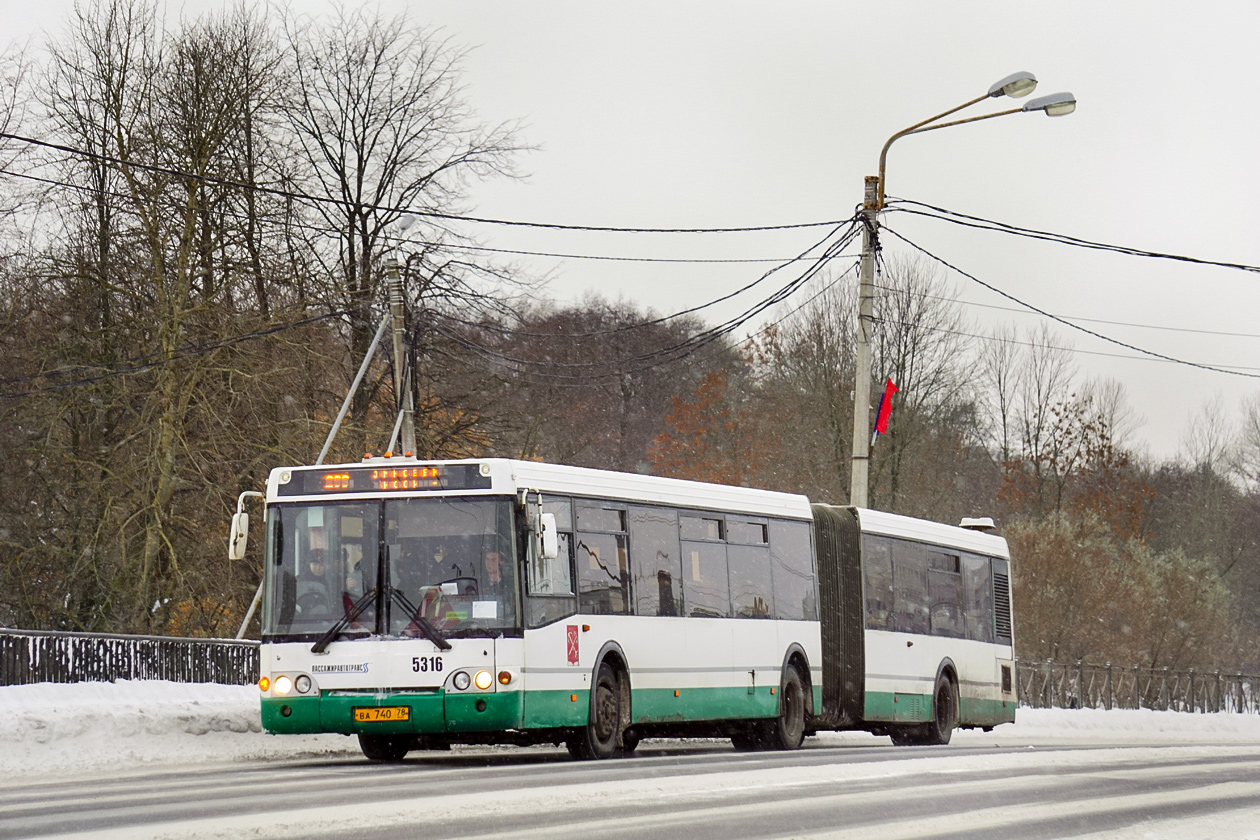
xmin=5 ymin=1 xmax=1260 ymax=461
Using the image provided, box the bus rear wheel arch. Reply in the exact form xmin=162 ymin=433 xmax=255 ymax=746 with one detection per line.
xmin=890 ymin=670 xmax=958 ymax=747
xmin=731 ymin=663 xmax=807 ymax=752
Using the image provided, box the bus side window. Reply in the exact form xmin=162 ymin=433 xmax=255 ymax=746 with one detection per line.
xmin=769 ymin=520 xmax=814 ymax=621
xmin=525 ymin=497 xmax=578 ymax=629
xmin=862 ymin=535 xmax=893 ymax=630
xmin=528 ymin=499 xmax=575 ymax=596
xmin=526 ymin=533 xmax=579 ymax=629
xmin=891 ymin=539 xmax=930 ymax=635
xmin=629 ymin=507 xmax=681 ymax=617
xmin=575 ymin=532 xmax=630 ymax=615
xmin=928 ymin=551 xmax=964 ymax=638
xmin=962 ymin=553 xmax=994 ymax=643
xmin=680 ymin=541 xmax=730 ymax=618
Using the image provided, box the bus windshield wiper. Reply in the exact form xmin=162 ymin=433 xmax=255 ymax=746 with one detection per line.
xmin=311 ymin=588 xmax=377 ymax=654
xmin=390 ymin=587 xmax=452 ymax=651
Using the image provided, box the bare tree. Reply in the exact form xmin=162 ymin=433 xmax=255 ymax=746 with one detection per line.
xmin=749 ymin=275 xmax=857 ymax=500
xmin=869 ymin=256 xmax=974 ymax=514
xmin=1234 ymin=392 xmax=1260 ymax=490
xmin=978 ymin=323 xmax=1021 ymax=463
xmin=1080 ymin=377 xmax=1143 ymax=451
xmin=281 ymin=6 xmax=523 ymax=451
xmin=1180 ymin=393 xmax=1234 ymax=474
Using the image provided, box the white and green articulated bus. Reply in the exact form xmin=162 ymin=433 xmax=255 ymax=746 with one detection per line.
xmin=236 ymin=457 xmax=1015 ymax=761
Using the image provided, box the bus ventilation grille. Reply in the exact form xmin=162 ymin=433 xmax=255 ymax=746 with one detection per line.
xmin=993 ymin=571 xmax=1012 ymax=642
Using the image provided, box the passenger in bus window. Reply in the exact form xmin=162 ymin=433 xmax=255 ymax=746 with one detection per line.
xmin=342 ymin=547 xmax=364 ymax=598
xmin=481 ymin=549 xmax=515 ymax=620
xmin=482 ymin=549 xmax=507 ymax=595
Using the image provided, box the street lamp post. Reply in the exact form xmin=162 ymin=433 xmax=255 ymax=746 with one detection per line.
xmin=848 ymin=73 xmax=1075 ymax=508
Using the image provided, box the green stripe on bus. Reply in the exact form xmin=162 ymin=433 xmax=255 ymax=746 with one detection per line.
xmin=863 ymin=691 xmax=1017 ymax=726
xmin=522 ymin=689 xmax=589 ymax=728
xmin=960 ymin=696 xmax=1017 ymax=726
xmin=630 ymin=686 xmax=779 ymax=723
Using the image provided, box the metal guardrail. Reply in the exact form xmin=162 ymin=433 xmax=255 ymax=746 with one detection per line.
xmin=1017 ymin=658 xmax=1260 ymax=713
xmin=3 ymin=632 xmax=1256 ymax=712
xmin=0 ymin=629 xmax=259 ymax=686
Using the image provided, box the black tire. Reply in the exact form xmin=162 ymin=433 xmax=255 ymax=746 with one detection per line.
xmin=621 ymin=727 xmax=641 ymax=755
xmin=566 ymin=661 xmax=621 ymax=760
xmin=764 ymin=666 xmax=807 ymax=751
xmin=924 ymin=674 xmax=958 ymax=746
xmin=358 ymin=733 xmax=411 ymax=762
xmin=889 ymin=674 xmax=957 ymax=747
xmin=888 ymin=724 xmax=926 ymax=746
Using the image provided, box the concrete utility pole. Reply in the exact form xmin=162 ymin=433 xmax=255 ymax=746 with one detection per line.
xmin=849 ymin=176 xmax=880 ymax=509
xmin=846 ymin=72 xmax=1076 ymax=509
xmin=386 ymin=253 xmax=416 ymax=455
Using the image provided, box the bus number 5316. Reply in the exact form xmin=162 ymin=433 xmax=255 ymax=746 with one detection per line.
xmin=412 ymin=656 xmax=443 ymax=673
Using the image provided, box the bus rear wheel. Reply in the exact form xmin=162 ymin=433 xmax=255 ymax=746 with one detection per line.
xmin=767 ymin=665 xmax=807 ymax=750
xmin=889 ymin=674 xmax=957 ymax=747
xmin=567 ymin=661 xmax=622 ymax=760
xmin=358 ymin=733 xmax=411 ymax=762
xmin=924 ymin=674 xmax=958 ymax=745
xmin=731 ymin=665 xmax=807 ymax=751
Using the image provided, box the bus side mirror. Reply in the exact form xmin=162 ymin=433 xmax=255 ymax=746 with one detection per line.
xmin=228 ymin=512 xmax=249 ymax=561
xmin=539 ymin=512 xmax=558 ymax=561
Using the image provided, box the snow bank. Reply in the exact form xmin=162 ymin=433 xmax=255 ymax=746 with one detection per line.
xmin=3 ymin=680 xmax=1260 ymax=780
xmin=0 ymin=680 xmax=358 ymax=779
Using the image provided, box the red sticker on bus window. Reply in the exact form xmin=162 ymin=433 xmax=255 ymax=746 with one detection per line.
xmin=566 ymin=625 xmax=579 ymax=664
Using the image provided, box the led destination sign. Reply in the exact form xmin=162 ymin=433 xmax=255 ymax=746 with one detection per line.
xmin=276 ymin=463 xmax=492 ymax=496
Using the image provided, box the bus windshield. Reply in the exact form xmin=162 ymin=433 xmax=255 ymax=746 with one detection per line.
xmin=261 ymin=497 xmax=519 ymax=640
xmin=384 ymin=497 xmax=518 ymax=637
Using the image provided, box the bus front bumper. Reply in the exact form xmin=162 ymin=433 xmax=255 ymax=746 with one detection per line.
xmin=261 ymin=690 xmax=525 ymax=735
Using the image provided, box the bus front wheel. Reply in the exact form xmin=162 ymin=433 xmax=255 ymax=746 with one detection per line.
xmin=358 ymin=733 xmax=411 ymax=762
xmin=567 ymin=661 xmax=622 ymax=760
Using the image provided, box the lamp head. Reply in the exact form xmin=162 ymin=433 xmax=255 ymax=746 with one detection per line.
xmin=1022 ymin=92 xmax=1077 ymax=117
xmin=988 ymin=71 xmax=1037 ymax=99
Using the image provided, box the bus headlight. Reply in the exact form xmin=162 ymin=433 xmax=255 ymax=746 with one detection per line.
xmin=294 ymin=675 xmax=312 ymax=694
xmin=274 ymin=675 xmax=293 ymax=696
xmin=474 ymin=670 xmax=493 ymax=690
xmin=452 ymin=672 xmax=471 ymax=691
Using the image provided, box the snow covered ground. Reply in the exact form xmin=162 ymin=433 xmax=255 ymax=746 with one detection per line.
xmin=4 ymin=679 xmax=1260 ymax=781
xmin=5 ymin=681 xmax=1260 ymax=839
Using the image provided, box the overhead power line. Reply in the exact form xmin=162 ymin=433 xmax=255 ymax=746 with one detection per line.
xmin=433 ymin=226 xmax=862 ymax=381
xmin=1 ymin=165 xmax=850 ymax=268
xmin=872 ymin=282 xmax=1260 ymax=341
xmin=883 ymin=224 xmax=1260 ymax=381
xmin=438 ymin=218 xmax=861 ymax=340
xmin=0 ymin=131 xmax=847 ymax=235
xmin=886 ymin=197 xmax=1260 ymax=275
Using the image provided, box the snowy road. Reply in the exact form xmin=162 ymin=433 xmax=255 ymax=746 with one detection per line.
xmin=3 ymin=681 xmax=1260 ymax=838
xmin=4 ymin=742 xmax=1260 ymax=839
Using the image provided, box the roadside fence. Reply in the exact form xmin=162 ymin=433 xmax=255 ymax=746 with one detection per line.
xmin=0 ymin=629 xmax=259 ymax=686
xmin=3 ymin=630 xmax=1257 ymax=713
xmin=1016 ymin=658 xmax=1260 ymax=714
